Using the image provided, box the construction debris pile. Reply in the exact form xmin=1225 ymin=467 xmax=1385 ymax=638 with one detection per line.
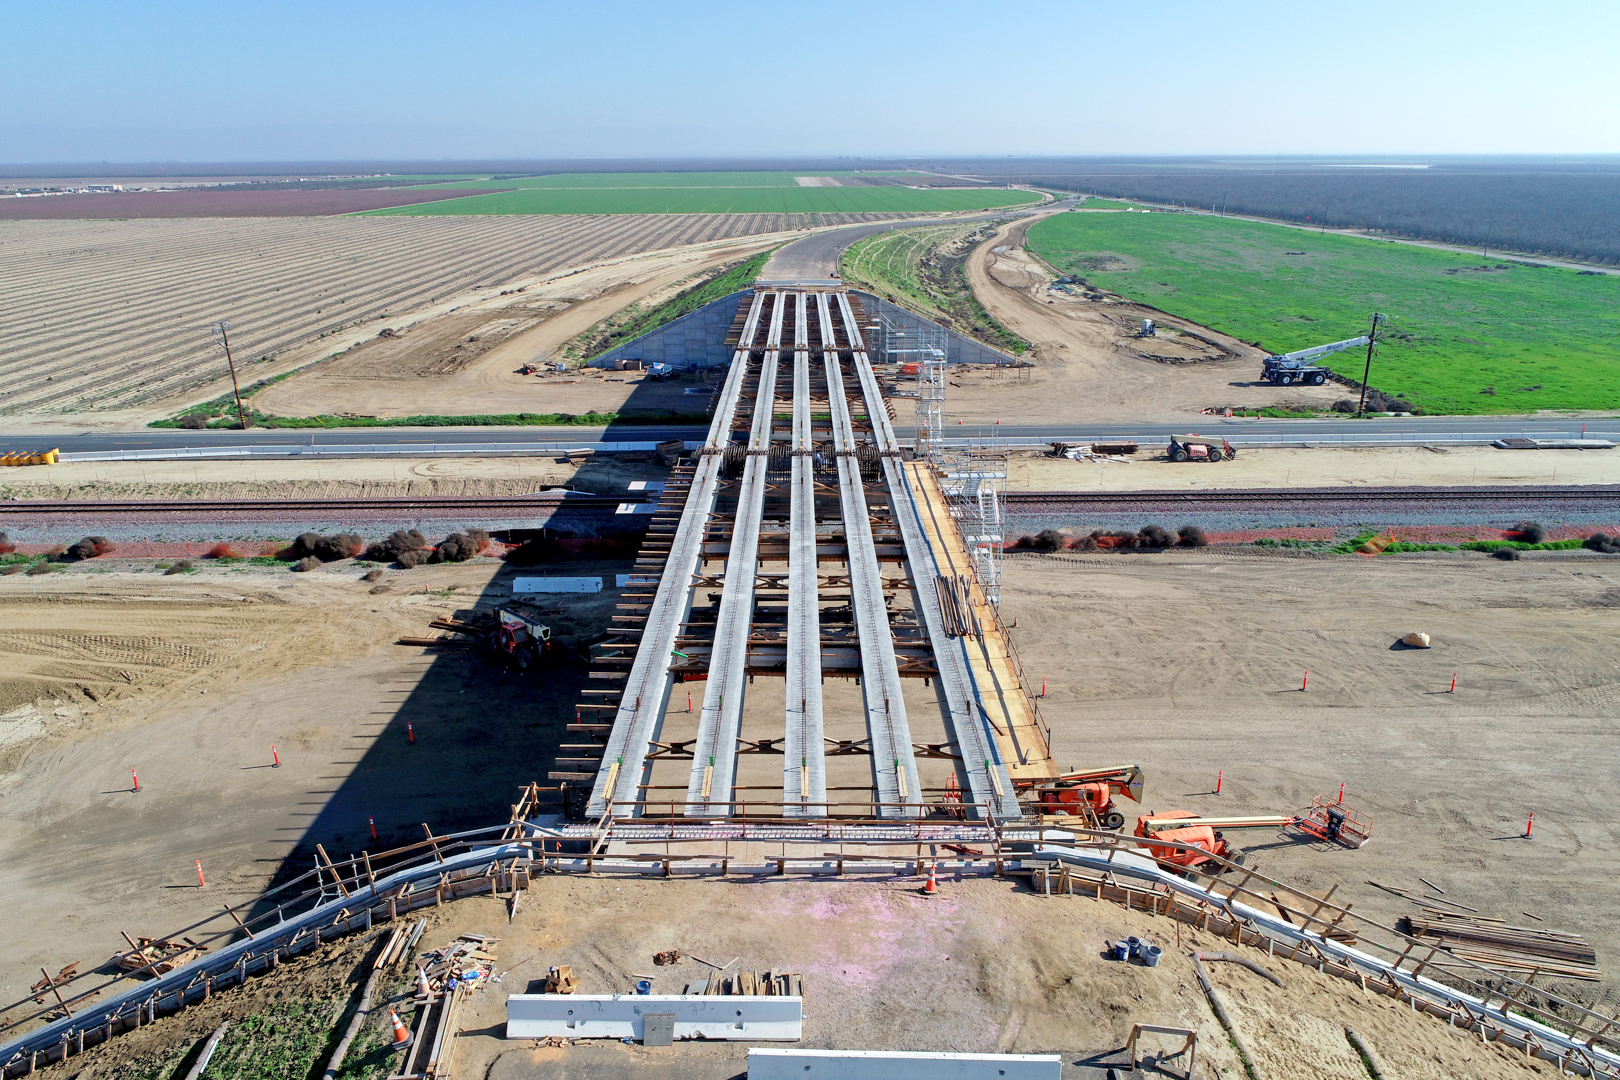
xmin=416 ymin=934 xmax=500 ymax=994
xmin=116 ymin=936 xmax=206 ymax=977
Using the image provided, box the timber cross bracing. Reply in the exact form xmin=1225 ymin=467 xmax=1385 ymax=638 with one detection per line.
xmin=583 ymin=287 xmax=1021 ymax=821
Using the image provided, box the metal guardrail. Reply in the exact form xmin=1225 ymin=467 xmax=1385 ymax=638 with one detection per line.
xmin=0 ymin=823 xmax=530 ymax=1075
xmin=7 ymin=810 xmax=1619 ymax=1076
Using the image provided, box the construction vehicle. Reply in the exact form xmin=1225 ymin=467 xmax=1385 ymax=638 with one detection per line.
xmin=1135 ymin=797 xmax=1371 ymax=874
xmin=644 ymin=362 xmax=677 ymax=380
xmin=486 ymin=605 xmax=553 ymax=672
xmin=1022 ymin=765 xmax=1145 ymax=829
xmin=1166 ymin=434 xmax=1236 ymax=462
xmin=1261 ymin=335 xmax=1369 ymax=386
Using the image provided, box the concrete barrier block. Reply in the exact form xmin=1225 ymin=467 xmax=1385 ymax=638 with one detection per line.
xmin=506 ymin=993 xmax=801 ymax=1041
xmin=748 ymin=1049 xmax=1062 ymax=1079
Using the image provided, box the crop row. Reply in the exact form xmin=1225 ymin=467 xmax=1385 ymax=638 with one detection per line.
xmin=0 ymin=212 xmax=906 ymax=413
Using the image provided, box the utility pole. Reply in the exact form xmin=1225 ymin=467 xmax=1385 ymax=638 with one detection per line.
xmin=212 ymin=321 xmax=249 ymax=430
xmin=1355 ymin=312 xmax=1386 ymax=417
xmin=1482 ymin=220 xmax=1493 ymax=258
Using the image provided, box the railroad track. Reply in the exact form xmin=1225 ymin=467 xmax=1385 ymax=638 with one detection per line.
xmin=1005 ymin=485 xmax=1620 ymax=508
xmin=0 ymin=493 xmax=641 ymax=516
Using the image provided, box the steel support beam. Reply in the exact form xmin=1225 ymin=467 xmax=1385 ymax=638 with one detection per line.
xmin=838 ymin=292 xmax=1019 ymax=820
xmin=822 ymin=292 xmax=920 ymax=817
xmin=785 ymin=293 xmax=826 ymax=814
xmin=587 ymin=292 xmax=766 ymax=818
xmin=684 ymin=293 xmax=784 ymax=815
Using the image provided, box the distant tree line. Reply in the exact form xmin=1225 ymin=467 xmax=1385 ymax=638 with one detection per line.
xmin=1001 ymin=170 xmax=1620 ymax=266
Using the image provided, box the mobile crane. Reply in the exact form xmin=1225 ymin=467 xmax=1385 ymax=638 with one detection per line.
xmin=1261 ymin=335 xmax=1369 ymax=386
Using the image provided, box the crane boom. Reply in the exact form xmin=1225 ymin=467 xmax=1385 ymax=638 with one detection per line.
xmin=1270 ymin=335 xmax=1369 ymax=365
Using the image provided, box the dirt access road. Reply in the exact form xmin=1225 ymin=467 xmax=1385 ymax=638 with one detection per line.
xmin=949 ymin=212 xmax=1348 ymax=424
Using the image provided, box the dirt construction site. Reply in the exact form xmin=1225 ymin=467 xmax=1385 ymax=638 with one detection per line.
xmin=2 ymin=214 xmax=1620 ymax=1080
xmin=2 ymin=540 xmax=1618 ymax=1079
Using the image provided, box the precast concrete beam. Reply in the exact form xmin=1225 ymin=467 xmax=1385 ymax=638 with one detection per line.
xmin=841 ymin=309 xmax=1019 ymax=820
xmin=685 ymin=294 xmax=783 ymax=815
xmin=785 ymin=293 xmax=825 ymax=814
xmin=823 ymin=292 xmax=920 ymax=817
xmin=587 ymin=292 xmax=765 ymax=819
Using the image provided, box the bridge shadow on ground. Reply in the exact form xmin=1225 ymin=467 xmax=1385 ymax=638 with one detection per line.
xmin=254 ymin=453 xmax=655 ymax=901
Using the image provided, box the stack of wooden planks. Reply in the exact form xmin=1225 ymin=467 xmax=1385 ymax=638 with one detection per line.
xmin=933 ymin=574 xmax=982 ymax=639
xmin=690 ymin=969 xmax=803 ymax=996
xmin=1404 ymin=912 xmax=1602 ymax=981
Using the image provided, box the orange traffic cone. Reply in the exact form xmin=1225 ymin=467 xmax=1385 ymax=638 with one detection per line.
xmin=416 ymin=965 xmax=432 ymax=998
xmin=922 ymin=862 xmax=938 ymax=895
xmin=389 ymin=1008 xmax=412 ymax=1046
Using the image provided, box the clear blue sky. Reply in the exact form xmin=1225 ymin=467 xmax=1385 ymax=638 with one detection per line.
xmin=4 ymin=0 xmax=1616 ymax=163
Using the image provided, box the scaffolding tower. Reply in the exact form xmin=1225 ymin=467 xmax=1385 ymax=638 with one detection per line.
xmin=871 ymin=313 xmax=947 ymax=458
xmin=934 ymin=449 xmax=1007 ymax=607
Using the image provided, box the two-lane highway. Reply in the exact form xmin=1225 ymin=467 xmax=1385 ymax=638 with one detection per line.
xmin=3 ymin=416 xmax=1616 ymax=458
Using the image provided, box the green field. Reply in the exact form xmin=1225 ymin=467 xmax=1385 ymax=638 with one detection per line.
xmin=360 ymin=183 xmax=1042 ymax=217
xmin=1026 ymin=212 xmax=1620 ymax=414
xmin=405 ymin=171 xmax=939 ymax=190
xmin=355 ymin=170 xmax=1037 ymax=214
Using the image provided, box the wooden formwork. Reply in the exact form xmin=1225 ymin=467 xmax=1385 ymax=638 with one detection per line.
xmin=903 ymin=460 xmax=1056 ymax=782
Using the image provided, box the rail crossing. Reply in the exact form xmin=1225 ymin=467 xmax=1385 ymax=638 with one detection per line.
xmin=561 ymin=284 xmax=1052 ymax=822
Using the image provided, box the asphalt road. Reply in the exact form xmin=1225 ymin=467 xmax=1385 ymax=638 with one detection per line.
xmin=4 ymin=416 xmax=1617 ymax=456
xmin=758 ymin=200 xmax=1063 ymax=280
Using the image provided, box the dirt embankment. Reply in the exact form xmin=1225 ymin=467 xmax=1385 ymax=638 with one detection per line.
xmin=949 ymin=214 xmax=1347 ymax=424
xmin=52 ymin=879 xmax=1566 ymax=1080
xmin=251 ymin=234 xmax=775 ymax=420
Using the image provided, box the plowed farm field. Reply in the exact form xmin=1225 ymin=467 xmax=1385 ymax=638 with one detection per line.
xmin=0 ymin=187 xmax=506 ymax=219
xmin=0 ymin=213 xmax=899 ymax=415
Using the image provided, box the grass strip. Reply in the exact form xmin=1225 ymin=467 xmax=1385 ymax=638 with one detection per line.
xmin=151 ymin=409 xmax=711 ymax=430
xmin=569 ymin=249 xmax=774 ymax=363
xmin=840 ymin=223 xmax=1030 ymax=355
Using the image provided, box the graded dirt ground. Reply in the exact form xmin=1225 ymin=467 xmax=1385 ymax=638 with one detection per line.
xmin=0 ymin=455 xmax=584 ymax=502
xmin=1 ymin=542 xmax=1616 ymax=1076
xmin=250 ymin=234 xmax=775 ymax=420
xmin=1002 ymin=444 xmax=1620 ymax=491
xmin=0 ymin=557 xmax=618 ymax=1009
xmin=1004 ymin=548 xmax=1620 ymax=1014
xmin=948 ymin=213 xmax=1351 ymax=425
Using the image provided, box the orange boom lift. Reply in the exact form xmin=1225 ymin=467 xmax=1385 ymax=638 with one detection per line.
xmin=1135 ymin=796 xmax=1371 ymax=874
xmin=1020 ymin=765 xmax=1145 ymax=830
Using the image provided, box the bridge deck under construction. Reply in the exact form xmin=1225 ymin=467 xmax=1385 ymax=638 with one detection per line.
xmin=559 ymin=285 xmax=1052 ymax=821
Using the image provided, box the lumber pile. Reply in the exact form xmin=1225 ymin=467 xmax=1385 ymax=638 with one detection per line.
xmin=1402 ymin=912 xmax=1602 ymax=981
xmin=933 ymin=574 xmax=982 ymax=639
xmin=544 ymin=964 xmax=579 ymax=994
xmin=690 ymin=969 xmax=803 ymax=996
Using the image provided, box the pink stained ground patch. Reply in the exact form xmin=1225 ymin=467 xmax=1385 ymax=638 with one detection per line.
xmin=0 ymin=187 xmax=509 ymax=219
